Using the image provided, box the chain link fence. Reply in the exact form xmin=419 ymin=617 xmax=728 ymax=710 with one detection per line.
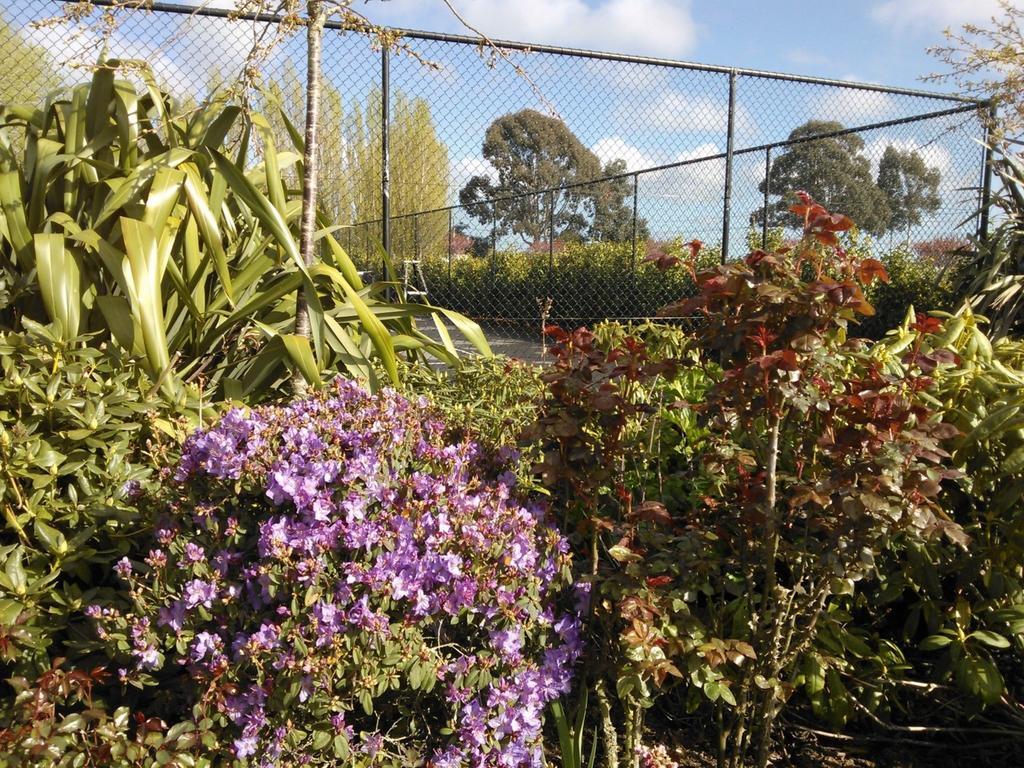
xmin=1 ymin=1 xmax=990 ymax=359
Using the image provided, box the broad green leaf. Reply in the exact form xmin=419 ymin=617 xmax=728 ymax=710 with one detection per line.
xmin=34 ymin=520 xmax=68 ymax=556
xmin=181 ymin=164 xmax=233 ymax=304
xmin=120 ymin=217 xmax=172 ymax=383
xmin=969 ymin=629 xmax=1011 ymax=649
xmin=280 ymin=334 xmax=321 ymax=388
xmin=919 ymin=634 xmax=954 ymax=650
xmin=954 ymin=655 xmax=1005 ymax=705
xmin=34 ymin=233 xmax=81 ymax=339
xmin=4 ymin=549 xmax=27 ymax=595
xmin=94 ymin=147 xmax=193 ymax=226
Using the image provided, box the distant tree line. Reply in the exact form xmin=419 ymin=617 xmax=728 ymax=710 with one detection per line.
xmin=260 ymin=61 xmax=449 ymax=261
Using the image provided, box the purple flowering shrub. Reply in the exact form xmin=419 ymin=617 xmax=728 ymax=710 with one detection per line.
xmin=92 ymin=380 xmax=583 ymax=766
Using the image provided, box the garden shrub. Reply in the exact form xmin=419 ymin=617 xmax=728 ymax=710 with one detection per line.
xmin=527 ymin=194 xmax=966 ymax=768
xmin=419 ymin=241 xmax=719 ymax=328
xmin=861 ymin=244 xmax=959 ymax=339
xmin=91 ymin=379 xmax=583 ymax=765
xmin=809 ymin=309 xmax=1024 ymax=731
xmin=416 ymin=235 xmax=957 ymax=339
xmin=0 ymin=63 xmax=486 ymax=400
xmin=0 ymin=320 xmax=190 ymax=677
xmin=523 ymin=322 xmax=709 ymax=765
xmin=399 ymin=356 xmax=544 ymax=454
xmin=0 ymin=663 xmax=217 ymax=767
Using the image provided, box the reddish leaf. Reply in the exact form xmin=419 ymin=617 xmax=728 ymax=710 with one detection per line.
xmin=543 ymin=324 xmax=568 ymax=341
xmin=646 ymin=251 xmax=681 ymax=271
xmin=910 ymin=314 xmax=943 ymax=334
xmin=631 ymin=500 xmax=673 ymax=527
xmin=858 ymin=258 xmax=889 ymax=285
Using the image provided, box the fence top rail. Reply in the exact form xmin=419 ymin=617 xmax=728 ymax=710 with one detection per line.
xmin=348 ymin=100 xmax=984 ymax=227
xmin=72 ymin=0 xmax=984 ymax=105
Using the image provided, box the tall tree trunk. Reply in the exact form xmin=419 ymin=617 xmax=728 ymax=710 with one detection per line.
xmin=293 ymin=0 xmax=326 ymax=378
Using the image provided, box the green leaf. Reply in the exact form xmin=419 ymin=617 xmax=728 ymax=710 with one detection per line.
xmin=94 ymin=148 xmax=193 ymax=226
xmin=920 ymin=634 xmax=955 ymax=651
xmin=211 ymin=149 xmax=302 ymax=270
xmin=181 ymin=164 xmax=233 ymax=305
xmin=280 ymin=334 xmax=321 ymax=388
xmin=34 ymin=233 xmax=81 ymax=339
xmin=718 ymin=683 xmax=737 ymax=706
xmin=954 ymin=655 xmax=1005 ymax=705
xmin=969 ymin=629 xmax=1011 ymax=649
xmin=5 ymin=548 xmax=27 ymax=596
xmin=120 ymin=217 xmax=173 ymax=383
xmin=0 ymin=164 xmax=32 ymax=267
xmin=34 ymin=519 xmax=68 ymax=556
xmin=95 ymin=295 xmax=138 ymax=354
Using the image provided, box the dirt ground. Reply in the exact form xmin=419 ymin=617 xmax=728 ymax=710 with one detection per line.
xmin=421 ymin=319 xmax=548 ymax=364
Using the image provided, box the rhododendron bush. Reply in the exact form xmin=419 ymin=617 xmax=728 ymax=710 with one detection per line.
xmin=90 ymin=380 xmax=583 ymax=765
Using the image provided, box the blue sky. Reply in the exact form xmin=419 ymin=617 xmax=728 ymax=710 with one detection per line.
xmin=356 ymin=0 xmax=1003 ymax=93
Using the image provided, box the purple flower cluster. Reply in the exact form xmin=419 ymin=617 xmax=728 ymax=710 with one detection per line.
xmin=94 ymin=379 xmax=582 ymax=766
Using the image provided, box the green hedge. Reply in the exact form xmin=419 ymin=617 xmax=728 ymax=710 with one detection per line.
xmin=414 ymin=240 xmax=960 ymax=336
xmin=419 ymin=241 xmax=716 ymax=325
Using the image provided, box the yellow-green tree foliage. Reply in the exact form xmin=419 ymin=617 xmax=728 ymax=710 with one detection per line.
xmin=0 ymin=18 xmax=61 ymax=106
xmin=263 ymin=62 xmax=449 ymax=267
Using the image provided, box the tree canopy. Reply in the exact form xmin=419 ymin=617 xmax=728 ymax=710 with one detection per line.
xmin=753 ymin=120 xmax=942 ymax=237
xmin=754 ymin=120 xmax=892 ymax=235
xmin=263 ymin=63 xmax=449 ymax=260
xmin=0 ymin=18 xmax=60 ymax=107
xmin=459 ymin=109 xmax=647 ymax=246
xmin=877 ymin=145 xmax=942 ymax=235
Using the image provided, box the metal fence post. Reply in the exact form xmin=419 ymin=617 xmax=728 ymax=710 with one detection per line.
xmin=447 ymin=209 xmax=454 ymax=280
xmin=721 ymin=70 xmax=737 ymax=263
xmin=414 ymin=215 xmax=420 ymax=260
xmin=491 ymin=203 xmax=498 ymax=277
xmin=762 ymin=146 xmax=771 ymax=250
xmin=381 ymin=45 xmax=391 ymax=282
xmin=631 ymin=173 xmax=639 ymax=275
xmin=978 ymin=99 xmax=997 ymax=244
xmin=548 ymin=190 xmax=555 ymax=284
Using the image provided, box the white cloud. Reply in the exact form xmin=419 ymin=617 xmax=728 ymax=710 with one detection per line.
xmin=21 ymin=1 xmax=288 ymax=99
xmin=654 ymin=144 xmax=721 ymax=197
xmin=813 ymin=83 xmax=896 ymax=125
xmin=588 ymin=138 xmax=729 ymax=201
xmin=451 ymin=155 xmax=497 ymax=198
xmin=592 ymin=136 xmax=656 ymax=171
xmin=870 ymin=0 xmax=1004 ymax=32
xmin=19 ymin=19 xmax=203 ymax=97
xmin=640 ymin=90 xmax=756 ymax=137
xmin=584 ymin=58 xmax=670 ymax=94
xmin=162 ymin=0 xmax=698 ymax=58
xmin=785 ymin=49 xmax=831 ymax=69
xmin=364 ymin=0 xmax=698 ymax=58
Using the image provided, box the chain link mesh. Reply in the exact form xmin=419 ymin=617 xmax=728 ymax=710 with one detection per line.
xmin=1 ymin=0 xmax=988 ymax=360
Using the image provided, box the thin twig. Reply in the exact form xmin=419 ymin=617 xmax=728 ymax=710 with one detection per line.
xmin=438 ymin=0 xmax=558 ymax=117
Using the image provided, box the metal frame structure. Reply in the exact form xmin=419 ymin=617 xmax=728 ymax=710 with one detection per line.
xmin=78 ymin=0 xmax=991 ymax=259
xmin=349 ymin=100 xmax=986 ymax=261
